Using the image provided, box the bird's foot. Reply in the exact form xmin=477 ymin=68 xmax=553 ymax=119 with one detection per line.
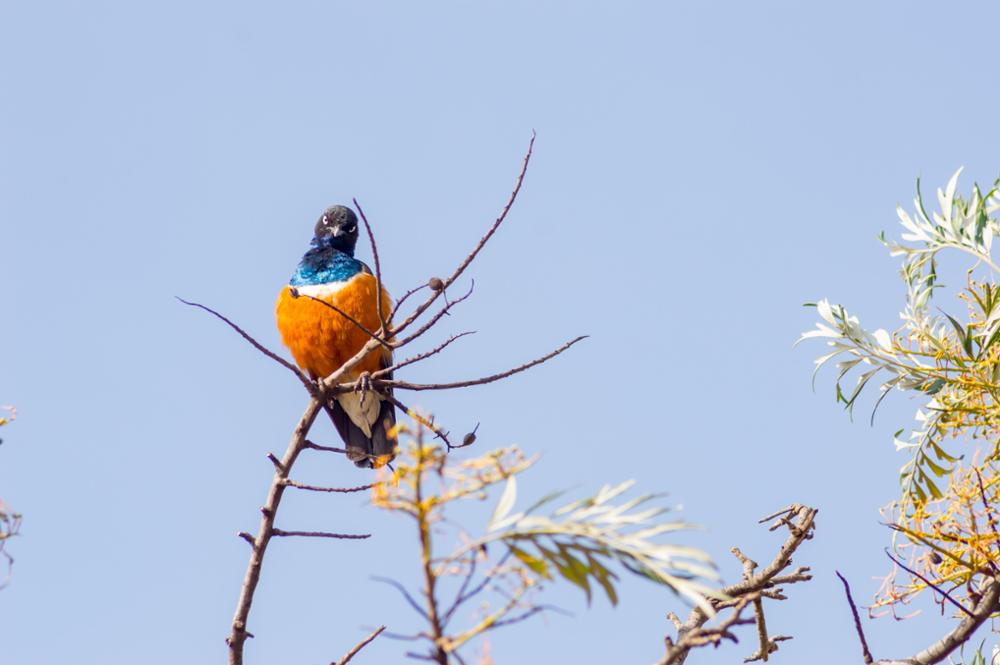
xmin=354 ymin=371 xmax=372 ymax=408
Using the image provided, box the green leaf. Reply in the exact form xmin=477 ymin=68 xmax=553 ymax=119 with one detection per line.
xmin=537 ymin=544 xmax=592 ymax=602
xmin=920 ymin=472 xmax=944 ymax=500
xmin=585 ymin=552 xmax=619 ymax=606
xmin=508 ymin=544 xmax=551 ymax=579
xmin=930 ymin=441 xmax=960 ymax=463
xmin=924 ymin=378 xmax=946 ymax=395
xmin=920 ymin=453 xmax=951 ymax=478
xmin=557 ymin=544 xmax=593 ymax=604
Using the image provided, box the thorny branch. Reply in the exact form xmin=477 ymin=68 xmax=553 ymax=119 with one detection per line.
xmin=659 ymin=504 xmax=817 ymax=665
xmin=180 ymin=135 xmax=585 ymax=664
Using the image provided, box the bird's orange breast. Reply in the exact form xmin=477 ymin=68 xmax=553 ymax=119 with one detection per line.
xmin=275 ymin=274 xmax=392 ymax=381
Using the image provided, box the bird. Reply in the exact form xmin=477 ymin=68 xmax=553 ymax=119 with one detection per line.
xmin=275 ymin=205 xmax=396 ymax=468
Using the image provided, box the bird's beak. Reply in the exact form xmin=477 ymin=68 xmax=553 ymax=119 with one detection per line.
xmin=330 ymin=226 xmax=346 ymax=237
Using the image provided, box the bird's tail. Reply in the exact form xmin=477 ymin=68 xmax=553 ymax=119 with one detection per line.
xmin=326 ymin=396 xmax=397 ymax=468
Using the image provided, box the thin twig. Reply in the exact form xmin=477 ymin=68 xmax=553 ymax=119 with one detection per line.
xmin=395 ymin=280 xmax=476 ymax=348
xmin=441 ymin=553 xmax=478 ymax=628
xmin=282 ymin=479 xmax=377 ymax=493
xmin=271 ymin=529 xmax=370 ymax=540
xmin=836 ymin=571 xmax=874 ymax=664
xmin=333 ymin=625 xmax=386 ymax=665
xmin=442 ymin=550 xmax=513 ymax=624
xmin=874 ymin=577 xmax=1000 ymax=665
xmin=372 ymin=576 xmax=431 ymax=620
xmin=377 ymin=336 xmax=587 ymax=392
xmin=660 ymin=505 xmax=817 ymax=665
xmin=388 ymin=284 xmax=428 ymax=326
xmin=884 ymin=550 xmax=973 ymax=618
xmin=488 ymin=604 xmax=565 ymax=629
xmin=974 ymin=468 xmax=1000 ymax=565
xmin=378 ymin=391 xmax=457 ymax=449
xmin=177 ymin=297 xmax=313 ymax=390
xmin=305 ymin=440 xmax=349 ymax=454
xmin=353 ymin=198 xmax=388 ymax=338
xmin=227 ymin=399 xmax=322 ymax=664
xmin=373 ymin=331 xmax=476 ymax=379
xmin=389 ymin=132 xmax=534 ymax=341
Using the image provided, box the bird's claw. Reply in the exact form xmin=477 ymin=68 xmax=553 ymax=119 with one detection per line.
xmin=354 ymin=372 xmax=372 ymax=408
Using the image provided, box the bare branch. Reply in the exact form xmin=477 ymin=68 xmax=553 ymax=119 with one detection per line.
xmin=321 ymin=337 xmax=385 ymax=391
xmin=353 ymin=198 xmax=388 ymax=338
xmin=271 ymin=529 xmax=370 ymax=540
xmin=660 ymin=504 xmax=817 ymax=665
xmin=333 ymin=625 xmax=386 ymax=665
xmin=378 ymin=336 xmax=587 ymax=392
xmin=388 ymin=284 xmax=428 ymax=326
xmin=874 ymin=577 xmax=1000 ymax=665
xmin=441 ymin=550 xmax=514 ymax=626
xmin=974 ymin=468 xmax=1000 ymax=568
xmin=372 ymin=576 xmax=431 ymax=621
xmin=390 ymin=132 xmax=535 ymax=341
xmin=884 ymin=550 xmax=973 ymax=618
xmin=395 ymin=280 xmax=476 ymax=348
xmin=177 ymin=297 xmax=313 ymax=390
xmin=377 ymin=391 xmax=458 ymax=449
xmin=227 ymin=399 xmax=322 ymax=664
xmin=373 ymin=331 xmax=476 ymax=379
xmin=304 ymin=439 xmax=349 ymax=455
xmin=747 ymin=597 xmax=773 ymax=662
xmin=282 ymin=479 xmax=377 ymax=494
xmin=837 ymin=571 xmax=874 ymax=665
xmin=487 ymin=604 xmax=566 ymax=630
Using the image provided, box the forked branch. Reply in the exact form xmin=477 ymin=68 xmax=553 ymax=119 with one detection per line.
xmin=841 ymin=574 xmax=1000 ymax=665
xmin=660 ymin=504 xmax=817 ymax=665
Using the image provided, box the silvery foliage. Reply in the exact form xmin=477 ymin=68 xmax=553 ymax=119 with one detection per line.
xmin=800 ymin=169 xmax=1000 ymax=505
xmin=451 ymin=477 xmax=719 ymax=612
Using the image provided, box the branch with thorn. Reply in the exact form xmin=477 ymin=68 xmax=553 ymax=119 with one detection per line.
xmin=660 ymin=504 xmax=817 ymax=665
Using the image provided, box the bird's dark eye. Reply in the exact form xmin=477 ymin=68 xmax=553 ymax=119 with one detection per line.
xmin=344 ymin=224 xmax=356 ymax=233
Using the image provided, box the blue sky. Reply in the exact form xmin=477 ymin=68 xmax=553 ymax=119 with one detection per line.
xmin=3 ymin=2 xmax=1000 ymax=663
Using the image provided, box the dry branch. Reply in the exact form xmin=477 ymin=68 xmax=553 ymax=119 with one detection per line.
xmin=226 ymin=399 xmax=322 ymax=663
xmin=333 ymin=625 xmax=386 ymax=665
xmin=373 ymin=331 xmax=476 ymax=378
xmin=387 ymin=131 xmax=534 ymax=341
xmin=353 ymin=198 xmax=388 ymax=337
xmin=660 ymin=504 xmax=817 ymax=665
xmin=271 ymin=529 xmax=370 ymax=540
xmin=369 ymin=336 xmax=587 ymax=392
xmin=860 ymin=576 xmax=1000 ymax=665
xmin=836 ymin=571 xmax=874 ymax=664
xmin=282 ymin=479 xmax=377 ymax=493
xmin=177 ymin=297 xmax=313 ymax=390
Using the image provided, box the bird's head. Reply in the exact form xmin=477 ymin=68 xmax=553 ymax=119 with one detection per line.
xmin=313 ymin=205 xmax=359 ymax=255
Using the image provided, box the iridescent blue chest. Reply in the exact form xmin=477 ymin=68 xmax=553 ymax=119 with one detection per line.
xmin=289 ymin=243 xmax=364 ymax=286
